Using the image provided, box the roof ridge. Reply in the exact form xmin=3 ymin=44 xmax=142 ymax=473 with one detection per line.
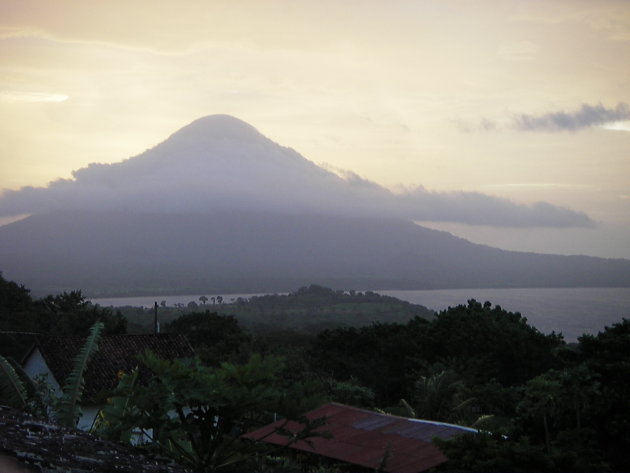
xmin=323 ymin=402 xmax=476 ymax=431
xmin=26 ymin=332 xmax=194 ymax=402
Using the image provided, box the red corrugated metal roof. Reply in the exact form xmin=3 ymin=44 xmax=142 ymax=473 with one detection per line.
xmin=242 ymin=402 xmax=476 ymax=473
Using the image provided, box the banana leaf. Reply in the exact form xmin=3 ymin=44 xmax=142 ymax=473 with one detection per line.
xmin=56 ymin=322 xmax=104 ymax=427
xmin=0 ymin=355 xmax=27 ymax=408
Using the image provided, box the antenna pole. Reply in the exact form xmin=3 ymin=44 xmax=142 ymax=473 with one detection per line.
xmin=154 ymin=301 xmax=159 ymax=334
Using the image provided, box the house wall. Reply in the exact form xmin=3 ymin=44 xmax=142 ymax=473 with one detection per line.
xmin=22 ymin=349 xmax=101 ymax=432
xmin=22 ymin=348 xmax=62 ymax=395
xmin=77 ymin=405 xmax=100 ymax=431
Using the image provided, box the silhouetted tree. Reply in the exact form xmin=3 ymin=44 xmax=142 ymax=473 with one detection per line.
xmin=165 ymin=311 xmax=251 ymax=365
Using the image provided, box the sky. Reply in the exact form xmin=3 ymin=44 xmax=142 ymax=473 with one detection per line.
xmin=0 ymin=0 xmax=629 ymax=258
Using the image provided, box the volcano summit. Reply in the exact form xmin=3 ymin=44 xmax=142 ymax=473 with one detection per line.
xmin=0 ymin=115 xmax=627 ymax=295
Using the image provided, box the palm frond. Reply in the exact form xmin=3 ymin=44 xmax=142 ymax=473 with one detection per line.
xmin=6 ymin=356 xmax=39 ymax=400
xmin=56 ymin=322 xmax=104 ymax=427
xmin=471 ymin=414 xmax=496 ymax=429
xmin=399 ymin=398 xmax=416 ymax=418
xmin=0 ymin=355 xmax=28 ymax=408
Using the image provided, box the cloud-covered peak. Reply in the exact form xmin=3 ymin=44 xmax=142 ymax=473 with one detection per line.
xmin=0 ymin=116 xmax=594 ymax=228
xmin=71 ymin=114 xmax=321 ymax=186
xmin=168 ymin=114 xmax=264 ymax=143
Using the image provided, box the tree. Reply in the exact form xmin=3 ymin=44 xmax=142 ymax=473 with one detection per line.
xmin=309 ymin=300 xmax=563 ymax=405
xmin=165 ymin=311 xmax=251 ymax=366
xmin=326 ymin=377 xmax=375 ymax=408
xmin=199 ymin=296 xmax=208 ymax=305
xmin=518 ymin=373 xmax=563 ymax=453
xmin=0 ymin=274 xmax=37 ymax=358
xmin=434 ymin=432 xmax=553 ymax=473
xmin=96 ymin=352 xmax=303 ymax=472
xmin=310 ymin=323 xmax=423 ymax=404
xmin=0 ymin=273 xmax=32 ymax=311
xmin=423 ymin=300 xmax=563 ymax=386
xmin=405 ymin=370 xmax=476 ymax=424
xmin=574 ymin=319 xmax=630 ymax=471
xmin=33 ymin=290 xmax=126 ymax=338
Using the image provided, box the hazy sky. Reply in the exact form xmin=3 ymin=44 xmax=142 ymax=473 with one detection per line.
xmin=1 ymin=0 xmax=629 ymax=258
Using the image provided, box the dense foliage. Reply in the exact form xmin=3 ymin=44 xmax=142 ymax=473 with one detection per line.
xmin=1 ymin=275 xmax=629 ymax=471
xmin=164 ymin=311 xmax=252 ymax=365
xmin=310 ymin=300 xmax=562 ymax=405
xmin=120 ymin=284 xmax=434 ymax=335
xmin=303 ymin=300 xmax=630 ymax=471
xmin=0 ymin=273 xmax=126 ymax=359
xmin=95 ymin=352 xmax=298 ymax=472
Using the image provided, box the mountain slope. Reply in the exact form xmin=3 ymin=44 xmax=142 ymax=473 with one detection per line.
xmin=0 ymin=211 xmax=628 ymax=296
xmin=0 ymin=114 xmax=627 ymax=295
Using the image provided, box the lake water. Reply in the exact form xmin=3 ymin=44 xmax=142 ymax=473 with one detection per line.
xmin=381 ymin=287 xmax=630 ymax=342
xmin=91 ymin=287 xmax=630 ymax=342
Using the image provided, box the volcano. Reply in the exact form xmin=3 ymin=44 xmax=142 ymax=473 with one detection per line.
xmin=0 ymin=115 xmax=627 ymax=296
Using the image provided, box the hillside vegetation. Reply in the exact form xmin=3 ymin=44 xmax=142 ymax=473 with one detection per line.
xmin=2 ymin=274 xmax=629 ymax=471
xmin=119 ymin=284 xmax=435 ymax=334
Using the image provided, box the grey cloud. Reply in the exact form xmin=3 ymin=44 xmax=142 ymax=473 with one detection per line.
xmin=514 ymin=102 xmax=630 ymax=132
xmin=395 ymin=189 xmax=594 ymax=228
xmin=454 ymin=118 xmax=498 ymax=133
xmin=0 ymin=114 xmax=595 ymax=229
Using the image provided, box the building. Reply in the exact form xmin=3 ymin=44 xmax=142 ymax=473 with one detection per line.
xmin=21 ymin=333 xmax=194 ymax=430
xmin=242 ymin=402 xmax=477 ymax=473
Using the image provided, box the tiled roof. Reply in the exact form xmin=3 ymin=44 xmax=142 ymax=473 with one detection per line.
xmin=31 ymin=333 xmax=194 ymax=402
xmin=0 ymin=405 xmax=188 ymax=473
xmin=242 ymin=402 xmax=476 ymax=473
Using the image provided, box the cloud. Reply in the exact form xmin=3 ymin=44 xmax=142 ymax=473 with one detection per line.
xmin=513 ymin=102 xmax=630 ymax=132
xmin=498 ymin=40 xmax=539 ymax=61
xmin=0 ymin=91 xmax=69 ymax=103
xmin=394 ymin=188 xmax=593 ymax=228
xmin=454 ymin=118 xmax=497 ymax=133
xmin=0 ymin=114 xmax=594 ymax=229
